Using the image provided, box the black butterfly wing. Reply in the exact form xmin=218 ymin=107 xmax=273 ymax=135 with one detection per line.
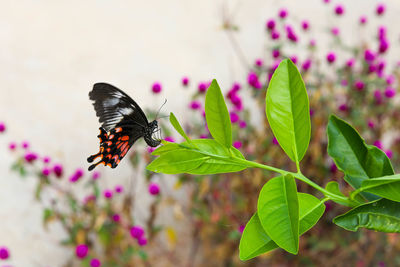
xmin=87 ymin=83 xmax=150 ymax=171
xmin=89 ymin=82 xmax=149 ymax=131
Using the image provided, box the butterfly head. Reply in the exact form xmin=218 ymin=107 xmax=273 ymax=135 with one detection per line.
xmin=144 ymin=120 xmax=161 ymax=147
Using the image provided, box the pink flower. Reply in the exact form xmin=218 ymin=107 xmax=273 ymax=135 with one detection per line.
xmin=233 ymin=141 xmax=242 ymax=149
xmin=75 ymin=244 xmax=88 ymax=259
xmin=92 ymin=171 xmax=101 ymax=180
xmin=364 ymin=49 xmax=375 ymax=62
xmin=373 ymin=140 xmax=383 ymax=149
xmin=278 ymin=8 xmax=288 ymax=19
xmin=24 ymin=152 xmax=38 ymax=163
xmin=115 ymin=185 xmax=124 ymax=193
xmin=326 ymin=52 xmax=336 ymax=64
xmin=69 ymin=168 xmax=84 ymax=183
xmin=130 ymin=225 xmax=145 ymax=239
xmin=339 ymin=104 xmax=348 ymax=111
xmin=164 ymin=136 xmax=175 ymax=143
xmin=182 ymin=76 xmax=189 ymax=86
xmin=334 ymin=4 xmax=344 ymax=16
xmin=272 ymin=137 xmax=279 ymax=145
xmin=270 ymin=30 xmax=280 ymax=40
xmin=151 ymin=82 xmax=162 ymax=94
xmin=53 ymin=164 xmax=63 ymax=178
xmin=374 ymin=90 xmax=383 ymax=104
xmin=290 ymin=55 xmax=298 ymax=64
xmin=384 ymin=87 xmax=396 ymax=98
xmin=238 ymin=225 xmax=245 ymax=233
xmin=230 ymin=112 xmax=239 ymax=123
xmin=90 ymin=258 xmax=101 ymax=267
xmin=346 ymin=58 xmax=355 ymax=68
xmin=148 ymin=182 xmax=160 ymax=195
xmin=266 ymin=19 xmax=275 ymax=31
xmin=255 ymin=58 xmax=263 ymax=67
xmin=189 ymin=101 xmax=201 ymax=110
xmin=353 ymin=80 xmax=365 ymax=91
xmin=272 ymin=49 xmax=280 ymax=58
xmin=0 ymin=246 xmax=10 ymax=260
xmin=385 ymin=149 xmax=393 ymax=159
xmin=22 ymin=141 xmax=29 ymax=149
xmin=367 ymin=120 xmax=375 ymax=129
xmin=239 ymin=121 xmax=247 ymax=129
xmin=138 ymin=237 xmax=147 ymax=246
xmin=42 ymin=167 xmax=51 ymax=177
xmin=8 ymin=142 xmax=16 ymax=151
xmin=198 ymin=82 xmax=208 ymax=93
xmin=103 ymin=189 xmax=113 ymax=199
xmin=359 ymin=15 xmax=367 ymax=24
xmin=302 ymin=59 xmax=312 ymax=71
xmin=376 ymin=3 xmax=385 ymax=16
xmin=42 ymin=156 xmax=51 ymax=164
xmin=0 ymin=122 xmax=5 ymax=133
xmin=330 ymin=163 xmax=337 ymax=173
xmin=331 ymin=27 xmax=339 ymax=36
xmin=112 ymin=214 xmax=120 ymax=222
xmin=301 ymin=20 xmax=309 ymax=31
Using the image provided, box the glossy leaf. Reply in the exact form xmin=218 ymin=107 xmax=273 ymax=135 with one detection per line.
xmin=147 ymin=150 xmax=208 ymax=174
xmin=334 ymin=198 xmax=400 ymax=233
xmin=325 ymin=181 xmax=353 ymax=206
xmin=257 ymin=175 xmax=299 ymax=254
xmin=327 ymin=115 xmax=394 ymax=201
xmin=148 ymin=139 xmax=247 ymax=175
xmin=266 ymin=59 xmax=311 ymax=163
xmin=240 ymin=193 xmax=325 ymax=260
xmin=360 ymin=174 xmax=400 ymax=202
xmin=205 ymin=79 xmax=232 ymax=148
xmin=169 ymin=112 xmax=192 ymax=144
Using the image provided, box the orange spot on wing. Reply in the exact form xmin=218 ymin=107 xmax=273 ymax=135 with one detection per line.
xmin=112 ymin=155 xmax=119 ymax=161
xmin=109 ymin=134 xmax=114 ymax=139
xmin=106 ymin=141 xmax=112 ymax=146
xmin=106 ymin=148 xmax=111 ymax=153
xmin=115 ymin=127 xmax=122 ymax=133
xmin=106 ymin=163 xmax=112 ymax=167
xmin=120 ymin=142 xmax=128 ymax=152
xmin=121 ymin=136 xmax=129 ymax=141
xmin=106 ymin=154 xmax=112 ymax=159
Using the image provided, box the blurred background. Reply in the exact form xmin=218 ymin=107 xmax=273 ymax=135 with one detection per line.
xmin=1 ymin=0 xmax=400 ymax=266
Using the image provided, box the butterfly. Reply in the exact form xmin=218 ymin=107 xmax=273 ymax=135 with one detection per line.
xmin=87 ymin=83 xmax=161 ymax=171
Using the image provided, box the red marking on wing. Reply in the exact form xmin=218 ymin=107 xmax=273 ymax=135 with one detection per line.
xmin=121 ymin=136 xmax=129 ymax=141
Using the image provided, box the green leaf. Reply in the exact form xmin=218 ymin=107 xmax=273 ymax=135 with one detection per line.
xmin=325 ymin=181 xmax=345 ymax=197
xmin=327 ymin=115 xmax=394 ymax=201
xmin=257 ymin=175 xmax=299 ymax=254
xmin=147 ymin=150 xmax=208 ymax=174
xmin=169 ymin=112 xmax=192 ymax=144
xmin=147 ymin=139 xmax=247 ymax=174
xmin=334 ymin=198 xmax=400 ymax=233
xmin=266 ymin=59 xmax=311 ymax=164
xmin=205 ymin=79 xmax=232 ymax=148
xmin=240 ymin=193 xmax=325 ymax=260
xmin=360 ymin=174 xmax=400 ymax=202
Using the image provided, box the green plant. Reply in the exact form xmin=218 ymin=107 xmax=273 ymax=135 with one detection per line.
xmin=146 ymin=59 xmax=400 ymax=260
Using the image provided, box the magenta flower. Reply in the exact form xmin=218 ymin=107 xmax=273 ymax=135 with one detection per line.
xmin=386 ymin=75 xmax=395 ymax=85
xmin=92 ymin=171 xmax=100 ymax=180
xmin=326 ymin=52 xmax=336 ymax=64
xmin=75 ymin=244 xmax=89 ymax=259
xmin=302 ymin=59 xmax=312 ymax=71
xmin=353 ymin=80 xmax=365 ymax=91
xmin=22 ymin=141 xmax=30 ymax=149
xmin=364 ymin=49 xmax=375 ymax=62
xmin=373 ymin=140 xmax=383 ymax=149
xmin=334 ymin=4 xmax=344 ymax=15
xmin=138 ymin=237 xmax=148 ymax=246
xmin=272 ymin=49 xmax=280 ymax=58
xmin=151 ymin=82 xmax=162 ymax=94
xmin=379 ymin=38 xmax=389 ymax=54
xmin=266 ymin=19 xmax=275 ymax=31
xmin=310 ymin=109 xmax=314 ymax=116
xmin=346 ymin=58 xmax=355 ymax=68
xmin=42 ymin=167 xmax=51 ymax=177
xmin=53 ymin=164 xmax=63 ymax=178
xmin=385 ymin=149 xmax=393 ymax=159
xmin=278 ymin=8 xmax=288 ymax=19
xmin=8 ymin=142 xmax=16 ymax=151
xmin=239 ymin=120 xmax=247 ymax=129
xmin=115 ymin=185 xmax=124 ymax=193
xmin=103 ymin=189 xmax=113 ymax=199
xmin=331 ymin=27 xmax=339 ymax=36
xmin=301 ymin=20 xmax=309 ymax=31
xmin=181 ymin=76 xmax=189 ymax=86
xmin=290 ymin=55 xmax=298 ymax=64
xmin=164 ymin=136 xmax=175 ymax=143
xmin=359 ymin=15 xmax=367 ymax=24
xmin=339 ymin=104 xmax=348 ymax=111
xmin=189 ymin=101 xmax=201 ymax=110
xmin=285 ymin=25 xmax=298 ymax=42
xmin=367 ymin=120 xmax=375 ymax=129
xmin=90 ymin=258 xmax=102 ymax=267
xmin=0 ymin=246 xmax=10 ymax=260
xmin=238 ymin=225 xmax=245 ymax=233
xmin=148 ymin=182 xmax=160 ymax=195
xmin=24 ymin=152 xmax=38 ymax=163
xmin=376 ymin=3 xmax=385 ymax=16
xmin=384 ymin=87 xmax=396 ymax=98
xmin=232 ymin=82 xmax=241 ymax=92
xmin=230 ymin=111 xmax=239 ymax=123
xmin=247 ymin=72 xmax=262 ymax=89
xmin=270 ymin=30 xmax=280 ymax=40
xmin=198 ymin=82 xmax=208 ymax=93
xmin=323 ymin=0 xmax=330 ymax=3
xmin=69 ymin=168 xmax=84 ymax=183
xmin=130 ymin=225 xmax=145 ymax=239
xmin=309 ymin=39 xmax=316 ymax=47
xmin=272 ymin=137 xmax=279 ymax=145
xmin=200 ymin=134 xmax=208 ymax=139
xmin=42 ymin=156 xmax=51 ymax=164
xmin=112 ymin=214 xmax=120 ymax=222
xmin=255 ymin=58 xmax=263 ymax=67
xmin=233 ymin=141 xmax=242 ymax=149
xmin=0 ymin=122 xmax=5 ymax=133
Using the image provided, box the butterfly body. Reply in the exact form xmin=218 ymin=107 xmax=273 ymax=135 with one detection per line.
xmin=87 ymin=83 xmax=161 ymax=171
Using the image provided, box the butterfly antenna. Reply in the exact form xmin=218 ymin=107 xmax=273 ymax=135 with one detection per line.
xmin=155 ymin=99 xmax=167 ymax=120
